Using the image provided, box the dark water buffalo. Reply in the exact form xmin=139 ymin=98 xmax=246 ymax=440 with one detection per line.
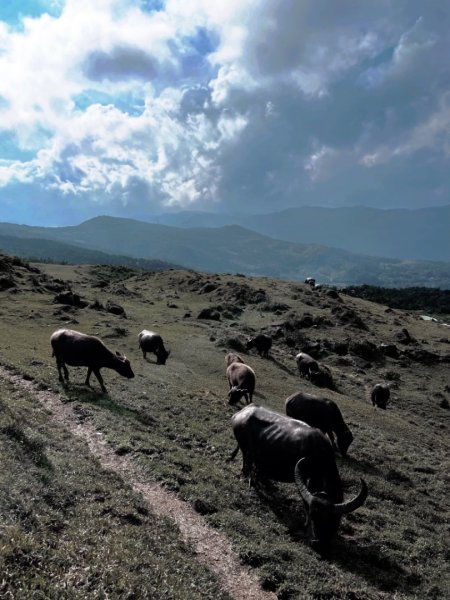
xmin=138 ymin=330 xmax=170 ymax=364
xmin=304 ymin=277 xmax=316 ymax=286
xmin=296 ymin=352 xmax=320 ymax=379
xmin=51 ymin=328 xmax=134 ymax=393
xmin=246 ymin=334 xmax=272 ymax=357
xmin=226 ymin=361 xmax=256 ymax=405
xmin=285 ymin=391 xmax=353 ymax=456
xmin=229 ymin=405 xmax=367 ymax=549
xmin=371 ymin=383 xmax=390 ymax=409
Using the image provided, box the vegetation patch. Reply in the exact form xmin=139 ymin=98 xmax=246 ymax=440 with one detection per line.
xmin=0 ymin=379 xmax=229 ymax=600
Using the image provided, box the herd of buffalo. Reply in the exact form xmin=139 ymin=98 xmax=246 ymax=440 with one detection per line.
xmin=50 ymin=326 xmax=391 ymax=552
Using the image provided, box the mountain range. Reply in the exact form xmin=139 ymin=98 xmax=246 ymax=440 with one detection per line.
xmin=0 ymin=215 xmax=449 ymax=288
xmin=150 ymin=204 xmax=450 ymax=262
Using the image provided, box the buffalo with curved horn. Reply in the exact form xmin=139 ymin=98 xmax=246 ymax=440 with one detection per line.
xmin=229 ymin=405 xmax=367 ymax=549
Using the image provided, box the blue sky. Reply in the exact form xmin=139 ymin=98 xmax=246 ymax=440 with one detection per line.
xmin=0 ymin=0 xmax=450 ymax=225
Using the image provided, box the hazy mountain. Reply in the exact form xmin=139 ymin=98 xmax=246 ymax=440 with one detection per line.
xmin=0 ymin=234 xmax=178 ymax=272
xmin=0 ymin=216 xmax=449 ymax=287
xmin=151 ymin=205 xmax=450 ymax=262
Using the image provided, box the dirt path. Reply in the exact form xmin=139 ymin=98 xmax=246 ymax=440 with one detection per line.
xmin=0 ymin=367 xmax=276 ymax=600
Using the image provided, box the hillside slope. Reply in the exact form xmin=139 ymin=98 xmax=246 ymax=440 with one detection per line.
xmin=0 ymin=216 xmax=449 ymax=287
xmin=0 ymin=254 xmax=448 ymax=599
xmin=0 ymin=233 xmax=178 ymax=271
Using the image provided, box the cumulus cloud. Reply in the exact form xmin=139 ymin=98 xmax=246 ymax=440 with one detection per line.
xmin=361 ymin=94 xmax=450 ymax=167
xmin=1 ymin=0 xmax=450 ymax=223
xmin=83 ymin=46 xmax=161 ymax=82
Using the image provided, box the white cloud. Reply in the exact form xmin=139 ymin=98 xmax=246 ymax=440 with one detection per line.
xmin=304 ymin=145 xmax=336 ymax=181
xmin=0 ymin=0 xmax=252 ymax=209
xmin=1 ymin=0 xmax=450 ymax=221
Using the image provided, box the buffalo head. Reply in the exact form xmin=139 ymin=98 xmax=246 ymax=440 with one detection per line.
xmin=337 ymin=429 xmax=354 ymax=457
xmin=114 ymin=353 xmax=135 ymax=379
xmin=156 ymin=348 xmax=170 ymax=365
xmin=294 ymin=459 xmax=367 ymax=550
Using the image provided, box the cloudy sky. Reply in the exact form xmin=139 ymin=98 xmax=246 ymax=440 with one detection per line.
xmin=0 ymin=0 xmax=449 ymax=225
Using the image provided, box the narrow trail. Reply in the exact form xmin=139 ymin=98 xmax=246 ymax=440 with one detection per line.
xmin=0 ymin=367 xmax=276 ymax=600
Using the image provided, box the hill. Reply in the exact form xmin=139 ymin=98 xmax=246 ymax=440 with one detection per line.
xmin=0 ymin=216 xmax=449 ymax=287
xmin=0 ymin=233 xmax=178 ymax=271
xmin=153 ymin=204 xmax=450 ymax=262
xmin=0 ymin=253 xmax=448 ymax=598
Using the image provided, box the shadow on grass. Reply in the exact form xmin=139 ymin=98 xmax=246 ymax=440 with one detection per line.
xmin=330 ymin=538 xmax=422 ymax=594
xmin=63 ymin=385 xmax=156 ymax=426
xmin=337 ymin=454 xmax=382 ymax=477
xmin=252 ymin=479 xmax=308 ymax=539
xmin=268 ymin=356 xmax=297 ymax=377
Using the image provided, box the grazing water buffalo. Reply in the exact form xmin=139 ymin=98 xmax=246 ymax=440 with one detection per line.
xmin=371 ymin=383 xmax=390 ymax=409
xmin=226 ymin=361 xmax=256 ymax=406
xmin=246 ymin=334 xmax=272 ymax=357
xmin=229 ymin=405 xmax=367 ymax=549
xmin=51 ymin=328 xmax=134 ymax=393
xmin=138 ymin=330 xmax=170 ymax=364
xmin=296 ymin=352 xmax=320 ymax=379
xmin=285 ymin=391 xmax=353 ymax=456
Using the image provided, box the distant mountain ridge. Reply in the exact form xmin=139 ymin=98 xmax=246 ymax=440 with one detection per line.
xmin=0 ymin=234 xmax=178 ymax=272
xmin=150 ymin=204 xmax=450 ymax=262
xmin=0 ymin=216 xmax=449 ymax=287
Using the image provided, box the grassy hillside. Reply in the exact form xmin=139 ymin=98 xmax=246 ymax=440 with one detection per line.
xmin=0 ymin=253 xmax=448 ymax=599
xmin=0 ymin=216 xmax=449 ymax=287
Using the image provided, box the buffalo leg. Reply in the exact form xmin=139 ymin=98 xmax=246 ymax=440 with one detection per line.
xmin=226 ymin=444 xmax=240 ymax=463
xmin=92 ymin=368 xmax=107 ymax=393
xmin=56 ymin=358 xmax=69 ymax=385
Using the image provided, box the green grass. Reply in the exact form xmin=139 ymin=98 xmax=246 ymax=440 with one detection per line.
xmin=0 ymin=261 xmax=449 ymax=599
xmin=0 ymin=377 xmax=231 ymax=599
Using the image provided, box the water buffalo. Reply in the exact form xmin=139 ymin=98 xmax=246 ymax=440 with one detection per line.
xmin=51 ymin=328 xmax=134 ymax=393
xmin=285 ymin=391 xmax=353 ymax=456
xmin=246 ymin=334 xmax=272 ymax=357
xmin=371 ymin=383 xmax=390 ymax=409
xmin=296 ymin=352 xmax=320 ymax=379
xmin=229 ymin=405 xmax=367 ymax=550
xmin=138 ymin=330 xmax=170 ymax=365
xmin=226 ymin=361 xmax=256 ymax=406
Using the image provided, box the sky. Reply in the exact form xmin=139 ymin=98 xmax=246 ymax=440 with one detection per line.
xmin=0 ymin=0 xmax=450 ymax=225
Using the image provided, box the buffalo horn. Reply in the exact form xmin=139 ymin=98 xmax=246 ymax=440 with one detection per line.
xmin=331 ymin=479 xmax=368 ymax=515
xmin=294 ymin=459 xmax=314 ymax=506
